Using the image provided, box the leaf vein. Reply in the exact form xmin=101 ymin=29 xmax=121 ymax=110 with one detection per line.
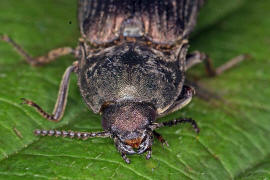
xmin=195 ymin=137 xmax=233 ymax=178
xmin=22 ymin=152 xmax=153 ymax=180
xmin=0 ymin=171 xmax=55 ymax=180
xmin=152 ymin=156 xmax=193 ymax=180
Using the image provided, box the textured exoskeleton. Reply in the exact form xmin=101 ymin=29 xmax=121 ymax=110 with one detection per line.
xmin=3 ymin=0 xmax=216 ymax=163
xmin=74 ymin=1 xmax=204 ymax=162
xmin=77 ymin=0 xmax=204 ymax=114
xmin=78 ymin=0 xmax=204 ymax=45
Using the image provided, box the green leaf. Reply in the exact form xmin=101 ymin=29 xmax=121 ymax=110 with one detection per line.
xmin=0 ymin=0 xmax=269 ymax=179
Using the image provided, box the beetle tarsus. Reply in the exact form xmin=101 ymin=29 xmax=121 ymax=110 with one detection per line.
xmin=121 ymin=153 xmax=130 ymax=164
xmin=21 ymin=98 xmax=56 ymax=121
xmin=153 ymin=131 xmax=169 ymax=147
xmin=21 ymin=64 xmax=76 ymax=122
xmin=146 ymin=148 xmax=152 ymax=160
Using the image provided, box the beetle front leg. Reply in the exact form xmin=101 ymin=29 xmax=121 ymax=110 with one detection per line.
xmin=120 ymin=153 xmax=130 ymax=164
xmin=153 ymin=131 xmax=169 ymax=147
xmin=113 ymin=137 xmax=133 ymax=164
xmin=1 ymin=34 xmax=74 ymax=66
xmin=186 ymin=51 xmax=249 ymax=76
xmin=114 ymin=140 xmax=131 ymax=164
xmin=145 ymin=147 xmax=152 ymax=160
xmin=21 ymin=62 xmax=77 ymax=122
xmin=151 ymin=118 xmax=200 ymax=134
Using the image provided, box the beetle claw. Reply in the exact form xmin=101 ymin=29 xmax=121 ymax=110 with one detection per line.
xmin=162 ymin=140 xmax=170 ymax=147
xmin=20 ymin=98 xmax=28 ymax=105
xmin=153 ymin=131 xmax=169 ymax=147
xmin=0 ymin=34 xmax=10 ymax=42
xmin=146 ymin=148 xmax=152 ymax=160
xmin=121 ymin=153 xmax=130 ymax=164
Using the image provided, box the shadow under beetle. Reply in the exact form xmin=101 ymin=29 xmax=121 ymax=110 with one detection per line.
xmin=1 ymin=0 xmax=247 ymax=163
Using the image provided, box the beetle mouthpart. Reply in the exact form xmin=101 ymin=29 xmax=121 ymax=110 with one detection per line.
xmin=124 ymin=137 xmax=143 ymax=149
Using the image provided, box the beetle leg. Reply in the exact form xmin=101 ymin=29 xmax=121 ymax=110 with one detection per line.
xmin=34 ymin=129 xmax=111 ymax=139
xmin=145 ymin=147 xmax=152 ymax=160
xmin=213 ymin=54 xmax=249 ymax=76
xmin=153 ymin=131 xmax=169 ymax=147
xmin=113 ymin=137 xmax=132 ymax=164
xmin=121 ymin=153 xmax=130 ymax=164
xmin=151 ymin=118 xmax=200 ymax=134
xmin=186 ymin=51 xmax=249 ymax=76
xmin=159 ymin=85 xmax=195 ymax=117
xmin=1 ymin=34 xmax=75 ymax=66
xmin=21 ymin=63 xmax=77 ymax=122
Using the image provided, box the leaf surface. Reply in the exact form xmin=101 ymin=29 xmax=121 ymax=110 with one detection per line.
xmin=0 ymin=0 xmax=269 ymax=179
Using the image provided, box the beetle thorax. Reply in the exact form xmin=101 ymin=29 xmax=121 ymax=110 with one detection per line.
xmin=102 ymin=101 xmax=156 ymax=134
xmin=111 ymin=105 xmax=148 ymax=132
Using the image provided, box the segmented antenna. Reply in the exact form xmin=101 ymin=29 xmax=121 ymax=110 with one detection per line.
xmin=34 ymin=129 xmax=111 ymax=140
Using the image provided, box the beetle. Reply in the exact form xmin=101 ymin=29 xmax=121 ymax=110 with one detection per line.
xmin=1 ymin=0 xmax=246 ymax=163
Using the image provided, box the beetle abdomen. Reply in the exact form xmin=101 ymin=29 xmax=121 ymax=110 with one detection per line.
xmin=78 ymin=43 xmax=184 ymax=113
xmin=78 ymin=0 xmax=202 ymax=45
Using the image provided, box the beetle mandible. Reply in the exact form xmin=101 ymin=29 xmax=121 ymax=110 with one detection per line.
xmin=1 ymin=0 xmax=246 ymax=163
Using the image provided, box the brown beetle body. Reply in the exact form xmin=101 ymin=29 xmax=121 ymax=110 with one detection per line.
xmin=2 ymin=0 xmax=209 ymax=163
xmin=78 ymin=43 xmax=184 ymax=115
xmin=74 ymin=0 xmax=203 ymax=160
xmin=77 ymin=0 xmax=203 ymax=115
xmin=78 ymin=0 xmax=203 ymax=45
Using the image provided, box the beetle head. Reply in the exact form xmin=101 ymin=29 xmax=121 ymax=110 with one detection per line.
xmin=101 ymin=101 xmax=156 ymax=154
